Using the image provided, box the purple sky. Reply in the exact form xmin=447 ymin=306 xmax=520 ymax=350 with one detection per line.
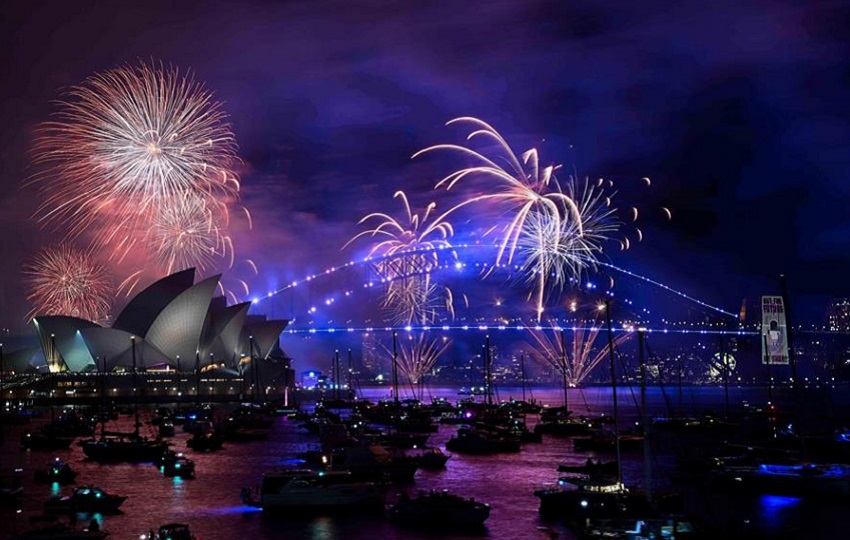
xmin=2 ymin=0 xmax=849 ymax=331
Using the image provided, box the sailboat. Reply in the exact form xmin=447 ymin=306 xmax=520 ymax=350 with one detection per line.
xmin=707 ymin=280 xmax=850 ymax=497
xmin=78 ymin=340 xmax=167 ymax=463
xmin=534 ymin=309 xmax=652 ymax=522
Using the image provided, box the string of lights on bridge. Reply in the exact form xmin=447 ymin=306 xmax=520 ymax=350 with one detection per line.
xmin=250 ymin=243 xmax=738 ymax=331
xmin=284 ymin=323 xmax=759 ymax=337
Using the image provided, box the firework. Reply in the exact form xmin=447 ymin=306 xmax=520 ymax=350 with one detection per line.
xmin=346 ymin=191 xmax=455 ymax=324
xmin=516 ymin=178 xmax=619 ymax=320
xmin=31 ymin=61 xmax=239 ymax=245
xmin=413 ymin=117 xmax=583 ymax=266
xmin=24 ymin=244 xmax=114 ymax=323
xmin=527 ymin=320 xmax=632 ymax=387
xmin=388 ymin=332 xmax=451 ymax=397
xmin=148 ymin=192 xmax=231 ymax=275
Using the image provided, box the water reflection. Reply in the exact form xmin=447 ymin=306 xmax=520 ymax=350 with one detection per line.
xmin=757 ymin=494 xmax=802 ymax=526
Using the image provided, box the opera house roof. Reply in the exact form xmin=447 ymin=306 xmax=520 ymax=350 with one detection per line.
xmin=16 ymin=269 xmax=288 ymax=373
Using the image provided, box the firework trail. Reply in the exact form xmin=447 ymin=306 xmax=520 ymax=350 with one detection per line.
xmin=526 ymin=319 xmax=632 ymax=387
xmin=413 ymin=117 xmax=583 ymax=266
xmin=24 ymin=244 xmax=114 ymax=324
xmin=385 ymin=332 xmax=451 ymax=398
xmin=345 ymin=191 xmax=455 ymax=324
xmin=31 ymin=61 xmax=240 ymax=249
xmin=415 ymin=117 xmax=636 ymax=320
xmin=516 ymin=178 xmax=620 ymax=320
xmin=148 ymin=191 xmax=231 ymax=275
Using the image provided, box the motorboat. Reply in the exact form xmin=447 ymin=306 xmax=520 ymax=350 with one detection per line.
xmin=140 ymin=523 xmax=194 ymax=540
xmin=582 ymin=516 xmax=701 ymax=539
xmin=241 ymin=469 xmax=385 ymax=511
xmin=44 ymin=486 xmax=127 ymax=514
xmin=558 ymin=459 xmax=618 ymax=478
xmin=78 ymin=431 xmax=168 ymax=463
xmin=186 ymin=431 xmax=223 ymax=452
xmin=34 ymin=458 xmax=78 ymax=485
xmin=388 ymin=489 xmax=490 ymax=529
xmin=445 ymin=427 xmax=521 ymax=455
xmin=534 ymin=476 xmax=654 ymax=523
xmin=407 ymin=446 xmax=450 ymax=470
xmin=711 ymin=462 xmax=850 ymax=497
xmin=159 ymin=451 xmax=196 ymax=478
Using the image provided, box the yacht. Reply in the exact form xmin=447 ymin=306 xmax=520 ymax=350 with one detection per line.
xmin=78 ymin=431 xmax=167 ymax=463
xmin=241 ymin=469 xmax=385 ymax=511
xmin=534 ymin=475 xmax=654 ymax=523
xmin=388 ymin=489 xmax=490 ymax=529
xmin=34 ymin=458 xmax=78 ymax=485
xmin=44 ymin=485 xmax=127 ymax=514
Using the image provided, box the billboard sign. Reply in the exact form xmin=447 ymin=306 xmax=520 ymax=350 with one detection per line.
xmin=761 ymin=296 xmax=789 ymax=365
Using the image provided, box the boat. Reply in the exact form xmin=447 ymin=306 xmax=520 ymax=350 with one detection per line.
xmin=445 ymin=425 xmax=521 ymax=455
xmin=158 ymin=451 xmax=196 ymax=478
xmin=558 ymin=458 xmax=618 ymax=478
xmin=407 ymin=446 xmax=451 ymax=470
xmin=44 ymin=486 xmax=127 ymax=514
xmin=710 ymin=462 xmax=850 ymax=497
xmin=241 ymin=469 xmax=385 ymax=511
xmin=388 ymin=489 xmax=490 ymax=529
xmin=581 ymin=516 xmax=701 ymax=539
xmin=186 ymin=431 xmax=224 ymax=452
xmin=534 ymin=475 xmax=655 ymax=522
xmin=141 ymin=523 xmax=195 ymax=540
xmin=78 ymin=432 xmax=167 ymax=463
xmin=34 ymin=458 xmax=78 ymax=485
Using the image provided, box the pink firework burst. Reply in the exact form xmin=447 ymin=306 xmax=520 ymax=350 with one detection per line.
xmin=24 ymin=244 xmax=114 ymax=323
xmin=31 ymin=60 xmax=240 ymax=246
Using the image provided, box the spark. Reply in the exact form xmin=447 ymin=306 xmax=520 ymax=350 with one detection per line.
xmin=345 ymin=191 xmax=455 ymax=324
xmin=24 ymin=244 xmax=113 ymax=323
xmin=413 ymin=117 xmax=582 ymax=266
xmin=389 ymin=332 xmax=451 ymax=395
xmin=148 ymin=192 xmax=230 ymax=274
xmin=515 ymin=177 xmax=619 ymax=321
xmin=526 ymin=319 xmax=632 ymax=386
xmin=31 ymin=60 xmax=239 ymax=248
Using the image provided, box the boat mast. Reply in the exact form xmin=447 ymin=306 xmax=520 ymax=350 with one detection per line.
xmin=560 ymin=330 xmax=569 ymax=412
xmin=604 ymin=299 xmax=623 ymax=486
xmin=486 ymin=336 xmax=493 ymax=408
xmin=347 ymin=349 xmax=354 ymax=400
xmin=639 ymin=328 xmax=652 ymax=504
xmin=520 ymin=353 xmax=526 ymax=403
xmin=392 ymin=331 xmax=399 ymax=404
xmin=780 ymin=274 xmax=805 ymax=457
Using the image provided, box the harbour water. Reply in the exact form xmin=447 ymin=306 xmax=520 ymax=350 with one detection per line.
xmin=0 ymin=386 xmax=846 ymax=539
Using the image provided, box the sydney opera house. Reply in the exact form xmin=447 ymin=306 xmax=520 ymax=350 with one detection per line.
xmin=1 ymin=269 xmax=292 ymax=398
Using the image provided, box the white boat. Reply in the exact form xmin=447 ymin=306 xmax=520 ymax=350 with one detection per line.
xmin=241 ymin=469 xmax=384 ymax=511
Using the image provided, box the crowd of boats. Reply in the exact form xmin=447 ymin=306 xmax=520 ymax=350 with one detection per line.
xmin=5 ymin=375 xmax=850 ymax=539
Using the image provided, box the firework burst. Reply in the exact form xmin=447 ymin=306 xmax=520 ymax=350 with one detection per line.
xmin=147 ymin=192 xmax=231 ymax=275
xmin=516 ymin=177 xmax=619 ymax=320
xmin=345 ymin=191 xmax=455 ymax=324
xmin=31 ymin=60 xmax=240 ymax=246
xmin=413 ymin=117 xmax=582 ymax=266
xmin=526 ymin=320 xmax=632 ymax=387
xmin=386 ymin=332 xmax=451 ymax=398
xmin=24 ymin=244 xmax=114 ymax=323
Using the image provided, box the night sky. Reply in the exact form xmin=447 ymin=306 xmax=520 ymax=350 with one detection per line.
xmin=2 ymin=0 xmax=849 ymax=331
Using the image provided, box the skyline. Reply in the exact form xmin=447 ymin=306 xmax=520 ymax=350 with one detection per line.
xmin=2 ymin=1 xmax=850 ymax=331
